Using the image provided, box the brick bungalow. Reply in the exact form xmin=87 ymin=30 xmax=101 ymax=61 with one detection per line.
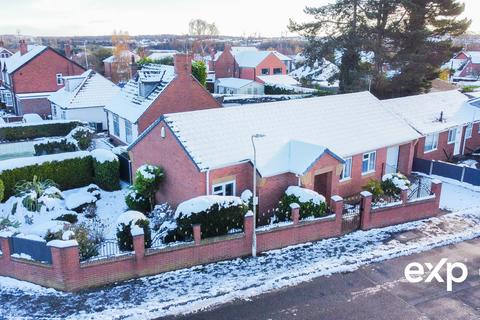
xmin=104 ymin=54 xmax=221 ymax=145
xmin=128 ymin=91 xmax=421 ymax=214
xmin=210 ymin=45 xmax=289 ymax=82
xmin=0 ymin=40 xmax=85 ymax=117
xmin=383 ymin=90 xmax=480 ymax=161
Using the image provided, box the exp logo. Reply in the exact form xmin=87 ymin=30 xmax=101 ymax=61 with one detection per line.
xmin=404 ymin=258 xmax=468 ymax=291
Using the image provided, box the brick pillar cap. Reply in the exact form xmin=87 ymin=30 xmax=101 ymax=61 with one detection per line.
xmin=431 ymin=179 xmax=442 ymax=185
xmin=47 ymin=240 xmax=78 ymax=248
xmin=360 ymin=191 xmax=373 ymax=197
xmin=0 ymin=230 xmax=15 ymax=238
xmin=245 ymin=210 xmax=254 ymax=217
xmin=131 ymin=225 xmax=144 ymax=237
xmin=289 ymin=203 xmax=300 ymax=209
xmin=331 ymin=195 xmax=343 ymax=202
xmin=400 ymin=185 xmax=409 ymax=191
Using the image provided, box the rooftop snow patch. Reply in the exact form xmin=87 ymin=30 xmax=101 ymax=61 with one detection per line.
xmin=3 ymin=45 xmax=48 ymax=74
xmin=160 ymin=91 xmax=420 ymax=176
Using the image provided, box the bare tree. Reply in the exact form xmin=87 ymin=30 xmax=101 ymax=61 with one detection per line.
xmin=188 ymin=19 xmax=219 ymax=55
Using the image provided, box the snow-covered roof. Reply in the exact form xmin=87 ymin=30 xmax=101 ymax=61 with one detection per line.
xmin=233 ymin=51 xmax=273 ymax=68
xmin=216 ymin=78 xmax=256 ymax=89
xmin=3 ymin=45 xmax=47 ymax=74
xmin=153 ymin=91 xmax=420 ymax=176
xmin=103 ymin=51 xmax=139 ymax=63
xmin=22 ymin=113 xmax=43 ymax=123
xmin=104 ymin=64 xmax=176 ymax=123
xmin=382 ymin=90 xmax=476 ymax=135
xmin=257 ymin=75 xmax=299 ymax=86
xmin=273 ymin=51 xmax=292 ymax=61
xmin=48 ymin=70 xmax=120 ymax=110
xmin=231 ymin=46 xmax=258 ymax=54
xmin=290 ymin=59 xmax=339 ymax=83
xmin=148 ymin=50 xmax=178 ymax=60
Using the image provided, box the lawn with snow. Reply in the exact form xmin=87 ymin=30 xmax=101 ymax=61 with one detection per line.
xmin=0 ymin=178 xmax=480 ymax=319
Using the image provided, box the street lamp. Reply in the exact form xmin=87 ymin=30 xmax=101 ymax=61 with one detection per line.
xmin=251 ymin=133 xmax=266 ymax=257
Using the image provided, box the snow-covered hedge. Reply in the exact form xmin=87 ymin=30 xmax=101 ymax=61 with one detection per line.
xmin=92 ymin=149 xmax=120 ymax=191
xmin=33 ymin=127 xmax=94 ymax=155
xmin=277 ymin=186 xmax=328 ymax=221
xmin=381 ymin=173 xmax=411 ymax=198
xmin=116 ymin=210 xmax=152 ymax=251
xmin=165 ymin=195 xmax=248 ymax=242
xmin=0 ymin=120 xmax=83 ymax=142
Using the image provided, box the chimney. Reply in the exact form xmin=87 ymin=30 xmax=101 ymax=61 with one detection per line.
xmin=130 ymin=54 xmax=138 ymax=78
xmin=174 ymin=53 xmax=192 ymax=77
xmin=0 ymin=40 xmax=4 ymax=48
xmin=19 ymin=40 xmax=28 ymax=56
xmin=64 ymin=41 xmax=72 ymax=59
xmin=224 ymin=43 xmax=232 ymax=52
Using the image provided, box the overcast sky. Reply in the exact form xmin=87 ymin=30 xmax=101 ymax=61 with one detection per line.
xmin=0 ymin=0 xmax=478 ymax=37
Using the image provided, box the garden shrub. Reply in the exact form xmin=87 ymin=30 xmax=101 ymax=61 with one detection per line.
xmin=0 ymin=179 xmax=4 ymax=202
xmin=70 ymin=223 xmax=105 ymax=261
xmin=34 ymin=139 xmax=77 ymax=156
xmin=0 ymin=155 xmax=94 ymax=200
xmin=54 ymin=213 xmax=78 ymax=224
xmin=363 ymin=179 xmax=384 ymax=202
xmin=14 ymin=176 xmax=62 ymax=212
xmin=125 ymin=187 xmax=151 ymax=213
xmin=116 ymin=211 xmax=152 ymax=251
xmin=0 ymin=121 xmax=82 ymax=142
xmin=277 ymin=186 xmax=327 ymax=222
xmin=69 ymin=127 xmax=94 ymax=150
xmin=91 ymin=149 xmax=120 ymax=191
xmin=381 ymin=173 xmax=411 ymax=198
xmin=44 ymin=230 xmax=63 ymax=242
xmin=165 ymin=196 xmax=248 ymax=243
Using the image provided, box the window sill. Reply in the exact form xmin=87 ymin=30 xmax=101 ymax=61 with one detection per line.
xmin=339 ymin=177 xmax=352 ymax=183
xmin=361 ymin=170 xmax=375 ymax=176
xmin=423 ymin=148 xmax=437 ymax=154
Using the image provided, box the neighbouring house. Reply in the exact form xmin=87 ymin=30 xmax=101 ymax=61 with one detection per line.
xmin=104 ymin=53 xmax=221 ymax=145
xmin=147 ymin=50 xmax=178 ymax=61
xmin=0 ymin=45 xmax=13 ymax=59
xmin=128 ymin=91 xmax=421 ymax=214
xmin=214 ymin=78 xmax=264 ymax=95
xmin=451 ymin=51 xmax=480 ymax=83
xmin=48 ymin=70 xmax=120 ymax=130
xmin=0 ymin=40 xmax=85 ymax=117
xmin=209 ymin=45 xmax=289 ymax=82
xmin=103 ymin=51 xmax=140 ymax=83
xmin=383 ymin=90 xmax=480 ymax=161
xmin=257 ymin=74 xmax=316 ymax=94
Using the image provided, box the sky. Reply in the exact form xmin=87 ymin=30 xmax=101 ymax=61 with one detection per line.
xmin=0 ymin=0 xmax=479 ymax=37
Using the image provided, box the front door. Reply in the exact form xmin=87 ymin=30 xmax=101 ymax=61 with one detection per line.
xmin=314 ymin=172 xmax=332 ymax=201
xmin=453 ymin=126 xmax=462 ymax=156
xmin=386 ymin=145 xmax=399 ymax=174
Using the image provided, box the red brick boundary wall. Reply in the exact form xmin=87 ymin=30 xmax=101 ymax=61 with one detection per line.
xmin=0 ymin=183 xmax=441 ymax=291
xmin=360 ymin=180 xmax=442 ymax=230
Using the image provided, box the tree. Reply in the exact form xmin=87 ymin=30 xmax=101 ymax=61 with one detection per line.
xmin=188 ymin=19 xmax=219 ymax=55
xmin=191 ymin=61 xmax=207 ymax=87
xmin=111 ymin=30 xmax=132 ymax=83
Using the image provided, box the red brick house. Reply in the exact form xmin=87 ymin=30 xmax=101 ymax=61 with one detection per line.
xmin=451 ymin=51 xmax=480 ymax=82
xmin=0 ymin=41 xmax=85 ymax=117
xmin=128 ymin=91 xmax=421 ymax=214
xmin=383 ymin=90 xmax=480 ymax=161
xmin=210 ymin=45 xmax=289 ymax=83
xmin=104 ymin=54 xmax=221 ymax=145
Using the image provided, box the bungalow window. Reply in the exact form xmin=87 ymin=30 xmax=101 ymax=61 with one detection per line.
xmin=362 ymin=151 xmax=376 ymax=174
xmin=56 ymin=73 xmax=63 ymax=86
xmin=125 ymin=120 xmax=132 ymax=144
xmin=273 ymin=68 xmax=282 ymax=75
xmin=424 ymin=133 xmax=439 ymax=152
xmin=341 ymin=157 xmax=352 ymax=180
xmin=4 ymin=92 xmax=12 ymax=106
xmin=261 ymin=68 xmax=270 ymax=75
xmin=465 ymin=123 xmax=473 ymax=139
xmin=113 ymin=114 xmax=120 ymax=137
xmin=447 ymin=128 xmax=456 ymax=144
xmin=212 ymin=180 xmax=236 ymax=196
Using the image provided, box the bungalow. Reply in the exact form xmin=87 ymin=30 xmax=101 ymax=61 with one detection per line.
xmin=214 ymin=78 xmax=264 ymax=95
xmin=104 ymin=54 xmax=221 ymax=145
xmin=0 ymin=41 xmax=85 ymax=117
xmin=128 ymin=91 xmax=421 ymax=214
xmin=382 ymin=90 xmax=480 ymax=161
xmin=451 ymin=51 xmax=480 ymax=83
xmin=48 ymin=70 xmax=120 ymax=130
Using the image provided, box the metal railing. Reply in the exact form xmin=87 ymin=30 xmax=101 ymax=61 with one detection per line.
xmin=408 ymin=176 xmax=433 ymax=201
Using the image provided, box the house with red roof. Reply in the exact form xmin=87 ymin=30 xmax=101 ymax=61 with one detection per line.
xmin=0 ymin=40 xmax=85 ymax=117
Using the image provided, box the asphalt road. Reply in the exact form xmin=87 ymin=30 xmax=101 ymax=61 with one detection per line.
xmin=162 ymin=238 xmax=480 ymax=320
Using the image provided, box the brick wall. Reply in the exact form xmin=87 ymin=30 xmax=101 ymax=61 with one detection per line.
xmin=12 ymin=48 xmax=84 ymax=94
xmin=16 ymin=97 xmax=52 ymax=116
xmin=213 ymin=50 xmax=237 ymax=78
xmin=464 ymin=122 xmax=480 ymax=154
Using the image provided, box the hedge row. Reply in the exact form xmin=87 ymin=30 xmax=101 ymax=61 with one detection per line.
xmin=34 ymin=139 xmax=77 ymax=155
xmin=0 ymin=121 xmax=82 ymax=142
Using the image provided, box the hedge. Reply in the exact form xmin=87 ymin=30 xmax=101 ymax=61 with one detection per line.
xmin=0 ymin=121 xmax=82 ymax=142
xmin=0 ymin=156 xmax=94 ymax=200
xmin=93 ymin=157 xmax=120 ymax=191
xmin=34 ymin=139 xmax=77 ymax=155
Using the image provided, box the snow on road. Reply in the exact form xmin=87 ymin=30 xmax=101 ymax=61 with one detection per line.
xmin=1 ymin=179 xmax=480 ymax=320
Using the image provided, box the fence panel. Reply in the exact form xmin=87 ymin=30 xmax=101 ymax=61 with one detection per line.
xmin=463 ymin=167 xmax=480 ymax=186
xmin=431 ymin=161 xmax=463 ymax=180
xmin=412 ymin=158 xmax=431 ymax=174
xmin=9 ymin=236 xmax=52 ymax=264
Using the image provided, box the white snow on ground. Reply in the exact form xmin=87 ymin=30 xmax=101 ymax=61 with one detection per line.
xmin=0 ymin=178 xmax=480 ymax=319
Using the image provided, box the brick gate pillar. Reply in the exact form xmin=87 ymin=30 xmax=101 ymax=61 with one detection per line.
xmin=360 ymin=191 xmax=373 ymax=230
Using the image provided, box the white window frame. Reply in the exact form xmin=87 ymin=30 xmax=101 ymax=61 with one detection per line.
xmin=362 ymin=151 xmax=376 ymax=174
xmin=447 ymin=128 xmax=456 ymax=144
xmin=56 ymin=73 xmax=63 ymax=86
xmin=424 ymin=133 xmax=439 ymax=153
xmin=212 ymin=180 xmax=236 ymax=196
xmin=340 ymin=157 xmax=352 ymax=181
xmin=465 ymin=123 xmax=473 ymax=139
xmin=4 ymin=92 xmax=12 ymax=107
xmin=113 ymin=114 xmax=120 ymax=137
xmin=125 ymin=119 xmax=132 ymax=144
